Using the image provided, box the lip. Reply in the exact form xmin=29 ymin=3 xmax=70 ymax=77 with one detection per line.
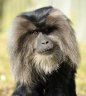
xmin=38 ymin=48 xmax=54 ymax=55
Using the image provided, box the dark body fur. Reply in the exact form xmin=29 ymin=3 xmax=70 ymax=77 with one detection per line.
xmin=8 ymin=6 xmax=80 ymax=96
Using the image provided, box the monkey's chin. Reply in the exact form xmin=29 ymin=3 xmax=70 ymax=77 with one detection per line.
xmin=33 ymin=51 xmax=59 ymax=74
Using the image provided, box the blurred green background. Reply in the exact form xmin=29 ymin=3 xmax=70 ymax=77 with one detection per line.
xmin=0 ymin=0 xmax=86 ymax=96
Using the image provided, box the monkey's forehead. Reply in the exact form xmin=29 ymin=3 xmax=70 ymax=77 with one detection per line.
xmin=20 ymin=6 xmax=53 ymax=23
xmin=17 ymin=6 xmax=66 ymax=27
xmin=12 ymin=6 xmax=67 ymax=34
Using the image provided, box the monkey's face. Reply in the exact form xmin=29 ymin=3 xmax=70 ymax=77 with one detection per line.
xmin=9 ymin=7 xmax=79 ymax=74
xmin=32 ymin=24 xmax=63 ymax=73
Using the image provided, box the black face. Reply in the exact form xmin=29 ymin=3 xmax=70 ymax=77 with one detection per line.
xmin=36 ymin=33 xmax=54 ymax=55
xmin=25 ymin=26 xmax=57 ymax=55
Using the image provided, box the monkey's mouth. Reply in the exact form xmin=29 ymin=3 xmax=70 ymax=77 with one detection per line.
xmin=38 ymin=48 xmax=54 ymax=55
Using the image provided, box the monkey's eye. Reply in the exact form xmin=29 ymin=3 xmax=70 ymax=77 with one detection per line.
xmin=44 ymin=26 xmax=57 ymax=34
xmin=33 ymin=30 xmax=39 ymax=35
xmin=48 ymin=26 xmax=57 ymax=32
xmin=28 ymin=30 xmax=39 ymax=35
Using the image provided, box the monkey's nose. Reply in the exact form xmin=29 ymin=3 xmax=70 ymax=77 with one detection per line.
xmin=36 ymin=33 xmax=54 ymax=54
xmin=41 ymin=40 xmax=49 ymax=45
xmin=38 ymin=33 xmax=51 ymax=45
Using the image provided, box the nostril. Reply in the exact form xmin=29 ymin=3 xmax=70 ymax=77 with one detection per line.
xmin=46 ymin=41 xmax=49 ymax=44
xmin=42 ymin=41 xmax=49 ymax=44
xmin=42 ymin=42 xmax=45 ymax=44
